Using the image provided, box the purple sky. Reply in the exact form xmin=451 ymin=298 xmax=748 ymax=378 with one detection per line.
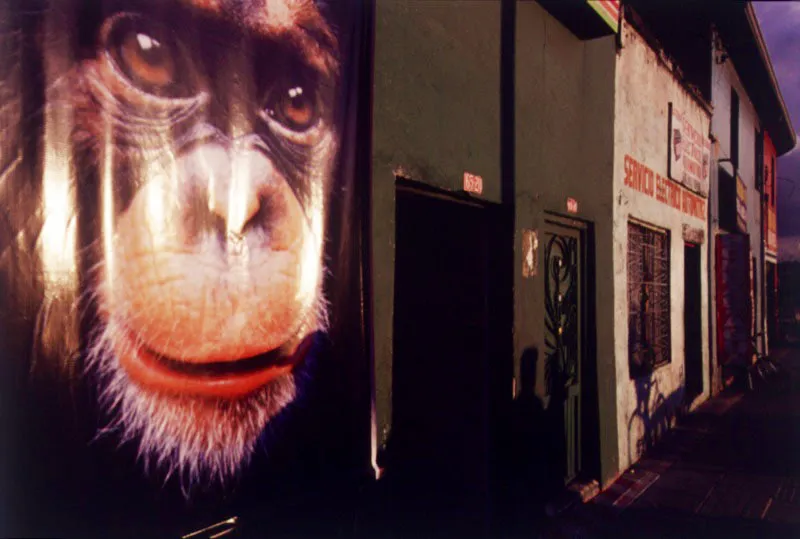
xmin=754 ymin=2 xmax=800 ymax=260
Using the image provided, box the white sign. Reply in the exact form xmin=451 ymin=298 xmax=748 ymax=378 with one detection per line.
xmin=668 ymin=103 xmax=710 ymax=197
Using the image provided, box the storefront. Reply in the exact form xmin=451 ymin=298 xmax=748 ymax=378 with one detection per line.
xmin=612 ymin=17 xmax=712 ymax=471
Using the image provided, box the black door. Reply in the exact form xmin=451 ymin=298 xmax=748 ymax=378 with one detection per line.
xmin=543 ymin=218 xmax=585 ymax=484
xmin=684 ymin=243 xmax=703 ymax=402
xmin=390 ymin=185 xmax=507 ymax=537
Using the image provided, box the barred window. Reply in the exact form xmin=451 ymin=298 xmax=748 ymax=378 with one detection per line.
xmin=628 ymin=222 xmax=671 ymax=377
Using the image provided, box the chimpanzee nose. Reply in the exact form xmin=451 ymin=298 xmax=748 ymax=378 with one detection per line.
xmin=208 ymin=172 xmax=262 ymax=236
xmin=181 ymin=140 xmax=275 ymax=244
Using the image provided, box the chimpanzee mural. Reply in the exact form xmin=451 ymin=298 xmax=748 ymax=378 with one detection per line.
xmin=0 ymin=1 xmax=372 ymax=535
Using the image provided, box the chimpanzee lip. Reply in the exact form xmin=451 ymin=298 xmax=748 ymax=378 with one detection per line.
xmin=145 ymin=345 xmax=294 ymax=376
xmin=116 ymin=324 xmax=312 ymax=398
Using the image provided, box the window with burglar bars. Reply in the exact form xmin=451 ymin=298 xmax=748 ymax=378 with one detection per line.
xmin=627 ymin=222 xmax=671 ymax=377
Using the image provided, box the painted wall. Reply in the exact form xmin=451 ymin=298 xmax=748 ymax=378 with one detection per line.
xmin=710 ymin=38 xmax=765 ymax=355
xmin=513 ymin=1 xmax=618 ymax=485
xmin=612 ymin=22 xmax=712 ymax=471
xmin=371 ymin=0 xmax=620 ymax=486
xmin=371 ymin=0 xmax=503 ymax=451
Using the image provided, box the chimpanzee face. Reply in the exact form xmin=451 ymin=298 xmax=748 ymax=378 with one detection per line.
xmin=41 ymin=0 xmax=341 ymax=487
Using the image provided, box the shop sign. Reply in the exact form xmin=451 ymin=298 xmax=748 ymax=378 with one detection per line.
xmin=767 ymin=206 xmax=777 ymax=254
xmin=623 ymin=154 xmax=706 ymax=221
xmin=587 ymin=0 xmax=620 ymax=33
xmin=736 ymin=176 xmax=747 ymax=233
xmin=668 ymin=103 xmax=710 ymax=197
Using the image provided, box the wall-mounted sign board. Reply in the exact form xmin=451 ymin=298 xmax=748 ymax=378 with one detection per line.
xmin=668 ymin=103 xmax=711 ymax=197
xmin=736 ymin=175 xmax=747 ymax=233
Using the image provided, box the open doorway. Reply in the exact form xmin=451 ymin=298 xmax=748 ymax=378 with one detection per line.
xmin=684 ymin=243 xmax=703 ymax=403
xmin=389 ymin=182 xmax=510 ymax=536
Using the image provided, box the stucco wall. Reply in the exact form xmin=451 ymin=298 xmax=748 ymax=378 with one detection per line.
xmin=613 ymin=22 xmax=712 ymax=471
xmin=710 ymin=40 xmax=765 ymax=354
xmin=371 ymin=0 xmax=503 ymax=450
xmin=372 ymin=0 xmax=620 ymax=485
xmin=513 ymin=1 xmax=619 ymax=484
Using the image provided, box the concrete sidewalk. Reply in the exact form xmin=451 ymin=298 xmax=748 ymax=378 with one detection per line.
xmin=542 ymin=347 xmax=800 ymax=539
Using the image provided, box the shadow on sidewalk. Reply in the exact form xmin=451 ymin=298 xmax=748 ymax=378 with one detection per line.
xmin=603 ymin=506 xmax=800 ymax=539
xmin=543 ymin=346 xmax=800 ymax=539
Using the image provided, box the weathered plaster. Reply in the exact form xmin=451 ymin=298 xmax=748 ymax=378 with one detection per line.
xmin=710 ymin=37 xmax=765 ymax=360
xmin=613 ymin=22 xmax=712 ymax=471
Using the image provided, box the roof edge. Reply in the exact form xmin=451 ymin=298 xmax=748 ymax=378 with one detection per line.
xmin=744 ymin=2 xmax=796 ymax=155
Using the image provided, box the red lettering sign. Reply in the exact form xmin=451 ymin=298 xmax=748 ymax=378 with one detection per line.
xmin=623 ymin=154 xmax=706 ymax=221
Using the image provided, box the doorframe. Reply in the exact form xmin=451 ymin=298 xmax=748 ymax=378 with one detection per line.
xmin=543 ymin=212 xmax=599 ymax=484
xmin=396 ymin=177 xmax=493 ymax=209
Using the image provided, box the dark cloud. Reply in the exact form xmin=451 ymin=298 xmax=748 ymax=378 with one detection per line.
xmin=754 ymin=2 xmax=800 ymax=258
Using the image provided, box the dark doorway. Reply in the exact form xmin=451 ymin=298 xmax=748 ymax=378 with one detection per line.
xmin=684 ymin=243 xmax=703 ymax=403
xmin=542 ymin=215 xmax=596 ymax=485
xmin=389 ymin=183 xmax=508 ymax=537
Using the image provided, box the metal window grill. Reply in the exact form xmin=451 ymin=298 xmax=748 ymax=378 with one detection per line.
xmin=627 ymin=222 xmax=671 ymax=376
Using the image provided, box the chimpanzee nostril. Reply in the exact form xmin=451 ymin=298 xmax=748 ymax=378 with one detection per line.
xmin=184 ymin=189 xmax=229 ymax=243
xmin=243 ymin=194 xmax=271 ymax=232
xmin=184 ymin=189 xmax=269 ymax=248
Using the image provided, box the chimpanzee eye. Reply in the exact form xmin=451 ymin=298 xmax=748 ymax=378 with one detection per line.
xmin=105 ymin=15 xmax=192 ymax=98
xmin=264 ymin=82 xmax=319 ymax=132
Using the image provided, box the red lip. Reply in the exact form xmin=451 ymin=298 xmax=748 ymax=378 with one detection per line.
xmin=118 ymin=333 xmax=311 ymax=399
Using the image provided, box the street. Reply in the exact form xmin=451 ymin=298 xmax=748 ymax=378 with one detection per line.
xmin=542 ymin=346 xmax=800 ymax=539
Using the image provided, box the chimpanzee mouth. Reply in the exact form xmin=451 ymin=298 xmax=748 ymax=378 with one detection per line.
xmin=116 ymin=326 xmax=313 ymax=398
xmin=146 ymin=345 xmax=294 ymax=377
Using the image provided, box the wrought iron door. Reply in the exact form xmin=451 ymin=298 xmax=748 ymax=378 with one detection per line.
xmin=544 ymin=220 xmax=583 ymax=484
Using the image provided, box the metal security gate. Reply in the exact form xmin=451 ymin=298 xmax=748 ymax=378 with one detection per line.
xmin=543 ymin=216 xmax=587 ymax=484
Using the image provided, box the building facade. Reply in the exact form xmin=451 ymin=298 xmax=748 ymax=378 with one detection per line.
xmin=709 ymin=4 xmax=795 ymax=391
xmin=368 ymin=4 xmax=794 ymax=533
xmin=1 ymin=1 xmax=795 ymax=537
xmin=612 ymin=15 xmax=712 ymax=471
